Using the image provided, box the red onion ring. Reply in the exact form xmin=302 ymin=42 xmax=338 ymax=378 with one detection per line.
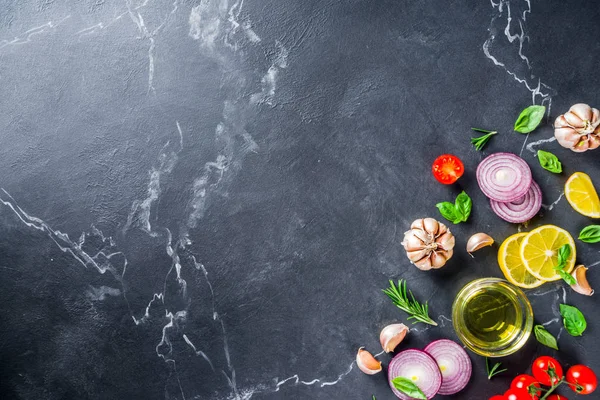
xmin=490 ymin=180 xmax=542 ymax=223
xmin=388 ymin=349 xmax=441 ymax=399
xmin=476 ymin=153 xmax=533 ymax=202
xmin=424 ymin=339 xmax=472 ymax=395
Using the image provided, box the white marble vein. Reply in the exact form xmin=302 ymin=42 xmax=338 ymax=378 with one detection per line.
xmin=125 ymin=0 xmax=179 ymax=93
xmin=483 ymin=0 xmax=555 ymax=149
xmin=541 ymin=192 xmax=564 ymax=211
xmin=525 ymin=136 xmax=557 ymax=155
xmin=0 ymin=15 xmax=71 ymax=50
xmin=86 ymin=285 xmax=122 ymax=301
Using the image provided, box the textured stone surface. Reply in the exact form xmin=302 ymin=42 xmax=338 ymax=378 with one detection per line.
xmin=0 ymin=1 xmax=599 ymax=399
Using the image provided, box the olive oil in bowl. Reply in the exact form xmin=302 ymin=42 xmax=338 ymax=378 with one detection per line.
xmin=453 ymin=278 xmax=533 ymax=357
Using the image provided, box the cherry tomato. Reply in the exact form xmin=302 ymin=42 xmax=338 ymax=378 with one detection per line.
xmin=489 ymin=396 xmax=506 ymax=400
xmin=566 ymin=365 xmax=597 ymax=395
xmin=532 ymin=356 xmax=564 ymax=386
xmin=504 ymin=389 xmax=530 ymax=400
xmin=546 ymin=395 xmax=568 ymax=400
xmin=511 ymin=374 xmax=542 ymax=399
xmin=432 ymin=154 xmax=464 ymax=184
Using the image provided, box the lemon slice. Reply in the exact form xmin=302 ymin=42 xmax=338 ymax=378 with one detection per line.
xmin=565 ymin=172 xmax=600 ymax=218
xmin=520 ymin=225 xmax=576 ymax=282
xmin=498 ymin=233 xmax=543 ymax=289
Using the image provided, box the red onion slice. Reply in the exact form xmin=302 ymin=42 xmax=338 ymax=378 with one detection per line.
xmin=424 ymin=339 xmax=472 ymax=395
xmin=388 ymin=349 xmax=441 ymax=399
xmin=476 ymin=153 xmax=533 ymax=202
xmin=490 ymin=180 xmax=542 ymax=223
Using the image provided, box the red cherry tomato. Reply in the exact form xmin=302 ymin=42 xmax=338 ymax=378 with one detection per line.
xmin=489 ymin=396 xmax=506 ymax=400
xmin=566 ymin=365 xmax=597 ymax=395
xmin=504 ymin=389 xmax=529 ymax=400
xmin=532 ymin=356 xmax=564 ymax=386
xmin=511 ymin=374 xmax=542 ymax=399
xmin=432 ymin=154 xmax=464 ymax=184
xmin=546 ymin=395 xmax=568 ymax=400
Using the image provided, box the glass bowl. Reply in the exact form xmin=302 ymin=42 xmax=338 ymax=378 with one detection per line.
xmin=452 ymin=277 xmax=534 ymax=357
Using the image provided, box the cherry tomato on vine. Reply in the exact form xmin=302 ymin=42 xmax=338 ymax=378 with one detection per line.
xmin=432 ymin=154 xmax=464 ymax=184
xmin=511 ymin=374 xmax=542 ymax=399
xmin=566 ymin=365 xmax=597 ymax=395
xmin=489 ymin=396 xmax=505 ymax=400
xmin=532 ymin=356 xmax=563 ymax=386
xmin=546 ymin=395 xmax=568 ymax=400
xmin=504 ymin=389 xmax=529 ymax=400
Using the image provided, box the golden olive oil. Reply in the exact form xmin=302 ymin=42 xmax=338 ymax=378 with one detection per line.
xmin=453 ymin=278 xmax=534 ymax=357
xmin=463 ymin=287 xmax=521 ymax=347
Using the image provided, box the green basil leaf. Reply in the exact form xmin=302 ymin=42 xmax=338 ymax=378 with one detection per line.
xmin=579 ymin=225 xmax=600 ymax=243
xmin=557 ymin=244 xmax=571 ymax=266
xmin=392 ymin=377 xmax=427 ymax=400
xmin=557 ymin=269 xmax=577 ymax=286
xmin=436 ymin=202 xmax=461 ymax=224
xmin=534 ymin=324 xmax=559 ymax=350
xmin=455 ymin=191 xmax=472 ymax=222
xmin=514 ymin=105 xmax=546 ymax=133
xmin=537 ymin=150 xmax=562 ymax=174
xmin=560 ymin=304 xmax=587 ymax=336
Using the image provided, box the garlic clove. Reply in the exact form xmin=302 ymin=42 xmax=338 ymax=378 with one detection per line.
xmin=430 ymin=251 xmax=448 ymax=269
xmin=591 ymin=107 xmax=600 ymax=125
xmin=379 ymin=324 xmax=409 ymax=353
xmin=570 ymin=265 xmax=594 ymax=296
xmin=407 ymin=249 xmax=429 ymax=263
xmin=356 ymin=348 xmax=382 ymax=375
xmin=568 ymin=103 xmax=592 ymax=124
xmin=414 ymin=255 xmax=433 ymax=270
xmin=466 ymin=233 xmax=494 ymax=256
xmin=411 ymin=218 xmax=425 ymax=230
xmin=437 ymin=231 xmax=456 ymax=251
xmin=403 ymin=233 xmax=426 ymax=251
xmin=423 ymin=218 xmax=439 ymax=235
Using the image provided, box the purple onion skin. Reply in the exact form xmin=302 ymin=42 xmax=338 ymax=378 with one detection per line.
xmin=490 ymin=180 xmax=542 ymax=223
xmin=424 ymin=339 xmax=472 ymax=395
xmin=387 ymin=349 xmax=442 ymax=400
xmin=476 ymin=152 xmax=532 ymax=203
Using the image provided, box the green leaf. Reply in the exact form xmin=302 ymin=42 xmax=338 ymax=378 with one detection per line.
xmin=556 ymin=269 xmax=577 ymax=285
xmin=514 ymin=105 xmax=546 ymax=133
xmin=537 ymin=150 xmax=563 ymax=173
xmin=436 ymin=201 xmax=461 ymax=224
xmin=557 ymin=244 xmax=571 ymax=266
xmin=560 ymin=304 xmax=587 ymax=336
xmin=470 ymin=128 xmax=498 ymax=151
xmin=392 ymin=377 xmax=427 ymax=400
xmin=534 ymin=324 xmax=559 ymax=350
xmin=579 ymin=225 xmax=600 ymax=243
xmin=455 ymin=191 xmax=472 ymax=222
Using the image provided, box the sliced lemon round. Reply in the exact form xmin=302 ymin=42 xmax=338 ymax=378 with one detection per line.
xmin=565 ymin=172 xmax=600 ymax=218
xmin=498 ymin=233 xmax=543 ymax=289
xmin=520 ymin=225 xmax=576 ymax=282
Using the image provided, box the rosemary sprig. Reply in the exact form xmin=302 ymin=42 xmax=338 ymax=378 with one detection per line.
xmin=382 ymin=280 xmax=438 ymax=326
xmin=486 ymin=357 xmax=507 ymax=380
xmin=470 ymin=127 xmax=498 ymax=151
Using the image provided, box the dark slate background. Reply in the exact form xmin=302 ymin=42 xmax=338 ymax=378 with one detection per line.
xmin=0 ymin=1 xmax=599 ymax=399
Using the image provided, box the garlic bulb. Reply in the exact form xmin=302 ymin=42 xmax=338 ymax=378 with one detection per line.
xmin=401 ymin=218 xmax=455 ymax=270
xmin=554 ymin=103 xmax=600 ymax=152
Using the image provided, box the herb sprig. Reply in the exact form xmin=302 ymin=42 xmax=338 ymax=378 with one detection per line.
xmin=470 ymin=128 xmax=498 ymax=151
xmin=383 ymin=280 xmax=438 ymax=326
xmin=553 ymin=244 xmax=576 ymax=285
xmin=486 ymin=357 xmax=507 ymax=380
